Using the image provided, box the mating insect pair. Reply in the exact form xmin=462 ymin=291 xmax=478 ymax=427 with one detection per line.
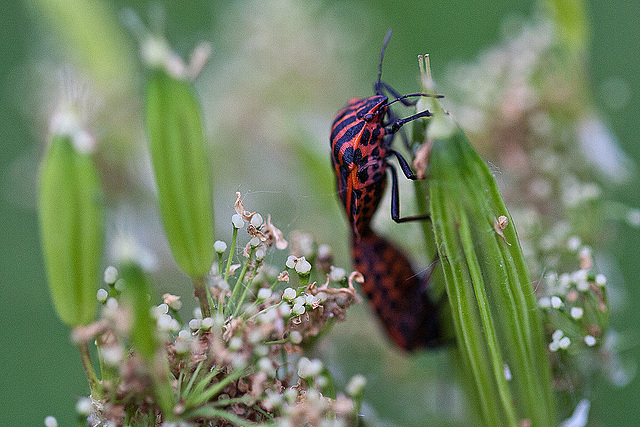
xmin=330 ymin=30 xmax=444 ymax=350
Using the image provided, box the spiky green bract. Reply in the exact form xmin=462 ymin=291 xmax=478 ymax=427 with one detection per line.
xmin=39 ymin=135 xmax=104 ymax=326
xmin=145 ymin=70 xmax=215 ymax=277
xmin=428 ymin=123 xmax=556 ymax=426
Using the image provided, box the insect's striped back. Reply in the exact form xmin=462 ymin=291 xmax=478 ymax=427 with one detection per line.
xmin=330 ymin=96 xmax=388 ymax=237
xmin=351 ymin=232 xmax=442 ymax=350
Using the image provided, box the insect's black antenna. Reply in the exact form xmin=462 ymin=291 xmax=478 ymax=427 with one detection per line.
xmin=382 ymin=92 xmax=445 ymax=108
xmin=376 ymin=29 xmax=393 ymax=94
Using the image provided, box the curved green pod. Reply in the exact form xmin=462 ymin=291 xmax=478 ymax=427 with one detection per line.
xmin=145 ymin=70 xmax=215 ymax=277
xmin=39 ymin=136 xmax=104 ymax=326
xmin=428 ymin=124 xmax=556 ymax=426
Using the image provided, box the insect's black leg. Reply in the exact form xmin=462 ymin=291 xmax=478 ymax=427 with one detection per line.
xmin=386 ymin=109 xmax=433 ymax=134
xmin=383 ymin=109 xmax=412 ymax=151
xmin=388 ymin=149 xmax=417 ymax=180
xmin=388 ymin=163 xmax=430 ymax=223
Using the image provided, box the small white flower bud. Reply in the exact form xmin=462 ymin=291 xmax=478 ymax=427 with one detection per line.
xmin=106 ymin=297 xmax=118 ymax=310
xmin=232 ymin=214 xmax=245 ymax=229
xmin=289 ymin=330 xmax=303 ymax=344
xmin=201 ymin=317 xmax=214 ymax=330
xmin=316 ymin=292 xmax=328 ymax=303
xmin=257 ymin=288 xmax=272 ymax=301
xmin=113 ymin=278 xmax=125 ymax=291
xmin=549 ymin=341 xmax=559 ymax=352
xmin=283 ymin=287 xmax=296 ymax=301
xmin=292 ymin=303 xmax=306 ymax=316
xmin=329 ymin=266 xmax=346 ymax=282
xmin=298 ymin=357 xmax=323 ymax=378
xmin=174 ymin=338 xmax=190 ymax=354
xmin=104 ymin=266 xmax=118 ymax=284
xmin=250 ymin=213 xmax=264 ymax=227
xmin=286 ymin=255 xmax=297 ymax=269
xmin=570 ymin=307 xmax=584 ymax=320
xmin=250 ymin=236 xmax=261 ymax=247
xmin=178 ymin=330 xmax=192 ymax=340
xmin=538 ymin=297 xmax=551 ymax=308
xmin=346 ymin=374 xmax=367 ymax=396
xmin=315 ymin=376 xmax=328 ymax=388
xmin=44 ymin=416 xmax=58 ymax=427
xmin=214 ymin=240 xmax=228 ymax=253
xmin=294 ymin=296 xmax=305 ymax=307
xmin=255 ymin=247 xmax=266 ymax=260
xmin=229 ymin=336 xmax=243 ymax=351
xmin=157 ymin=314 xmax=174 ymax=331
xmin=76 ymin=397 xmax=92 ymax=415
xmin=627 ymin=209 xmax=640 ymax=226
xmin=170 ymin=318 xmax=181 ymax=332
xmin=193 ymin=307 xmax=203 ymax=319
xmin=567 ymin=236 xmax=581 ymax=251
xmin=551 ymin=296 xmax=563 ymax=309
xmin=258 ymin=357 xmax=275 ymax=376
xmin=254 ymin=345 xmax=268 ymax=357
xmin=156 ymin=303 xmax=169 ymax=315
xmin=189 ymin=318 xmax=202 ymax=331
xmin=258 ymin=307 xmax=278 ymax=324
xmin=278 ymin=304 xmax=292 ymax=317
xmin=96 ymin=288 xmax=109 ymax=303
xmin=558 ymin=336 xmax=571 ymax=349
xmin=295 ymin=257 xmax=312 ymax=274
xmin=101 ymin=346 xmax=124 ymax=366
xmin=595 ymin=274 xmax=606 ymax=286
xmin=552 ymin=329 xmax=564 ymax=342
xmin=584 ymin=335 xmax=597 ymax=347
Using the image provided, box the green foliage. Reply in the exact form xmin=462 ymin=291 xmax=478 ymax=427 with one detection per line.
xmin=428 ymin=122 xmax=555 ymax=425
xmin=145 ymin=69 xmax=215 ymax=277
xmin=38 ymin=135 xmax=103 ymax=326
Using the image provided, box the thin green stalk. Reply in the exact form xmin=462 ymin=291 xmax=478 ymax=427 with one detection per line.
xmin=223 ymin=227 xmax=239 ymax=282
xmin=297 ymin=273 xmax=310 ymax=293
xmin=228 ymin=248 xmax=255 ymax=316
xmin=77 ymin=341 xmax=103 ymax=399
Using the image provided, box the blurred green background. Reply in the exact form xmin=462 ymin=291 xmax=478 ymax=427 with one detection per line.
xmin=1 ymin=0 xmax=638 ymax=425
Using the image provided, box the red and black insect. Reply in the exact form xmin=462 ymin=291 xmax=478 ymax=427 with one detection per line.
xmin=330 ymin=30 xmax=443 ymax=350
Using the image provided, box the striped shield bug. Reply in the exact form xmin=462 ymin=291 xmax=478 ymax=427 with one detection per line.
xmin=329 ymin=29 xmax=444 ymax=350
xmin=330 ymin=29 xmax=442 ymax=239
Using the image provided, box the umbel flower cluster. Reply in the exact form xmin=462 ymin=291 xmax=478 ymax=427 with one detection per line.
xmin=69 ymin=195 xmax=364 ymax=426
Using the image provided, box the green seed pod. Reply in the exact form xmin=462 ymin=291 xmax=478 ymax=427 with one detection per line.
xmin=38 ymin=135 xmax=104 ymax=326
xmin=145 ymin=70 xmax=215 ymax=277
xmin=119 ymin=262 xmax=156 ymax=361
xmin=428 ymin=121 xmax=556 ymax=426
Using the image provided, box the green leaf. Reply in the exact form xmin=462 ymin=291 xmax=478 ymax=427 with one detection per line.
xmin=145 ymin=70 xmax=215 ymax=277
xmin=39 ymin=136 xmax=104 ymax=326
xmin=429 ymin=123 xmax=556 ymax=425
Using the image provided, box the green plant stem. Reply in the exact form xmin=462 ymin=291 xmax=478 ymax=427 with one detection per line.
xmin=224 ymin=227 xmax=239 ymax=282
xmin=297 ymin=273 xmax=310 ymax=293
xmin=228 ymin=248 xmax=255 ymax=316
xmin=77 ymin=341 xmax=103 ymax=399
xmin=234 ymin=264 xmax=259 ymax=318
xmin=193 ymin=275 xmax=211 ymax=318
